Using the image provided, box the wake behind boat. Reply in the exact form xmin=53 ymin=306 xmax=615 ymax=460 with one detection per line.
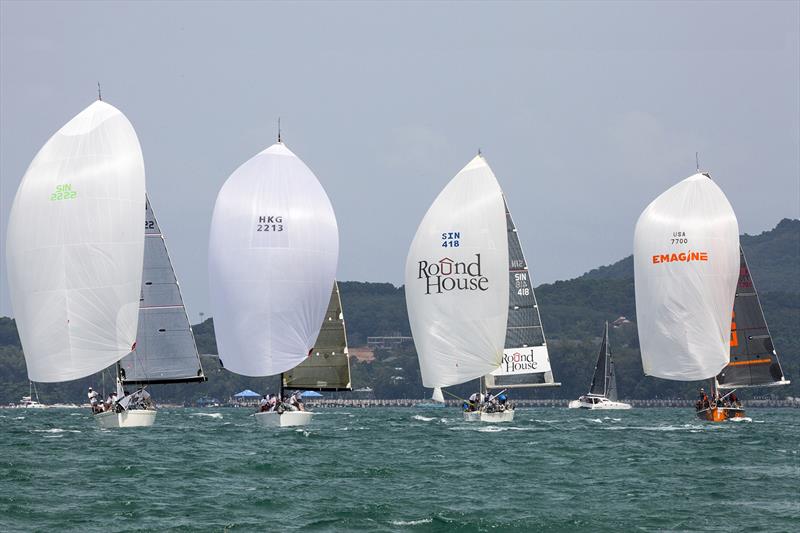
xmin=569 ymin=322 xmax=631 ymax=410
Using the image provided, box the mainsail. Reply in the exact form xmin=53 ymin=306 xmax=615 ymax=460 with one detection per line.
xmin=588 ymin=323 xmax=610 ymax=397
xmin=209 ymin=142 xmax=338 ymax=378
xmin=405 ymin=154 xmax=509 ymax=388
xmin=6 ymin=101 xmax=146 ymax=382
xmin=485 ymin=198 xmax=557 ymax=388
xmin=283 ymin=281 xmax=351 ymax=391
xmin=716 ymin=247 xmax=790 ymax=389
xmin=634 ymin=173 xmax=740 ymax=381
xmin=119 ymin=196 xmax=205 ymax=384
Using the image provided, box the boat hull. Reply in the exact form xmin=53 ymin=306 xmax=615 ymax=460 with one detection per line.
xmin=463 ymin=409 xmax=515 ymax=423
xmin=94 ymin=409 xmax=157 ymax=428
xmin=568 ymin=398 xmax=632 ymax=410
xmin=696 ymin=406 xmax=745 ymax=422
xmin=255 ymin=411 xmax=314 ymax=427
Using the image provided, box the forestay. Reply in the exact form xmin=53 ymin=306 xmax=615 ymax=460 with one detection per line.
xmin=485 ymin=198 xmax=556 ymax=388
xmin=283 ymin=281 xmax=351 ymax=391
xmin=209 ymin=142 xmax=338 ymax=377
xmin=634 ymin=173 xmax=739 ymax=381
xmin=405 ymin=154 xmax=509 ymax=388
xmin=119 ymin=197 xmax=205 ymax=384
xmin=6 ymin=101 xmax=146 ymax=382
xmin=717 ymin=248 xmax=790 ymax=389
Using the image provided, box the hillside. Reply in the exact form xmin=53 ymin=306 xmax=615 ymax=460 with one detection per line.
xmin=581 ymin=218 xmax=800 ymax=293
xmin=1 ymin=219 xmax=797 ymax=404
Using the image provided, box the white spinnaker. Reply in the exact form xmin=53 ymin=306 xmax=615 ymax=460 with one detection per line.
xmin=634 ymin=173 xmax=739 ymax=381
xmin=209 ymin=142 xmax=338 ymax=377
xmin=6 ymin=101 xmax=146 ymax=382
xmin=405 ymin=155 xmax=509 ymax=388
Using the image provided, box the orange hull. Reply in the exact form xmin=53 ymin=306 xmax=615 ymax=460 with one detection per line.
xmin=696 ymin=406 xmax=745 ymax=422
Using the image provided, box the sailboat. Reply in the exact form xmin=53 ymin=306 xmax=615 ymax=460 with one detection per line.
xmin=6 ymin=100 xmax=146 ymax=423
xmin=406 ymin=153 xmax=558 ymax=423
xmin=568 ymin=322 xmax=631 ymax=410
xmin=94 ymin=196 xmax=208 ymax=428
xmin=479 ymin=197 xmax=560 ymax=421
xmin=209 ymin=139 xmax=338 ymax=428
xmin=634 ymin=171 xmax=758 ymax=422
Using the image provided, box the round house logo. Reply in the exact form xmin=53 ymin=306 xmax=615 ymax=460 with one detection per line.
xmin=417 ymin=254 xmax=489 ymax=295
xmin=502 ymin=351 xmax=538 ymax=372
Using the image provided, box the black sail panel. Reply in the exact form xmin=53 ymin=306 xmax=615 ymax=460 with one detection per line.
xmin=717 ymin=247 xmax=789 ymax=389
xmin=119 ymin=196 xmax=206 ymax=384
xmin=588 ymin=323 xmax=609 ymax=396
xmin=283 ymin=281 xmax=352 ymax=391
xmin=485 ymin=198 xmax=557 ymax=388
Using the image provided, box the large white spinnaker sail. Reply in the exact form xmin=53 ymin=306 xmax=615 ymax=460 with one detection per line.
xmin=208 ymin=142 xmax=338 ymax=377
xmin=634 ymin=173 xmax=739 ymax=381
xmin=6 ymin=101 xmax=146 ymax=382
xmin=405 ymin=154 xmax=509 ymax=388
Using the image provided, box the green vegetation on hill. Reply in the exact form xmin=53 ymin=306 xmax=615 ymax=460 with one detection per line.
xmin=1 ymin=219 xmax=797 ymax=404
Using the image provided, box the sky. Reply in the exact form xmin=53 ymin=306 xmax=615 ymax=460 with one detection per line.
xmin=1 ymin=1 xmax=798 ymax=321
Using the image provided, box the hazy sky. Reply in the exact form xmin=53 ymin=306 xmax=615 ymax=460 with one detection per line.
xmin=1 ymin=1 xmax=798 ymax=320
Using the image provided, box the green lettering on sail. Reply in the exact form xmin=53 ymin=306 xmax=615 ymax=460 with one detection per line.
xmin=50 ymin=184 xmax=77 ymax=201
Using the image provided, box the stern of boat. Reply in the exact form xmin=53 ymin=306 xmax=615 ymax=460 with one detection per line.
xmin=255 ymin=410 xmax=314 ymax=428
xmin=94 ymin=409 xmax=157 ymax=428
xmin=696 ymin=406 xmax=745 ymax=422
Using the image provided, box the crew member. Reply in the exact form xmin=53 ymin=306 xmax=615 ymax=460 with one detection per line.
xmin=259 ymin=395 xmax=269 ymax=412
xmin=88 ymin=387 xmax=100 ymax=414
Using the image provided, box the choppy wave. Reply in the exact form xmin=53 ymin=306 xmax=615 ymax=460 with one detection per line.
xmin=0 ymin=407 xmax=796 ymax=532
xmin=191 ymin=412 xmax=224 ymax=419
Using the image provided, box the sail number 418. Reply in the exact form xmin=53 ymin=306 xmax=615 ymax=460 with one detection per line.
xmin=441 ymin=232 xmax=460 ymax=247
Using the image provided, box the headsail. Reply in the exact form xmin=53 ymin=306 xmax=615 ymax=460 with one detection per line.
xmin=485 ymin=198 xmax=557 ymax=388
xmin=283 ymin=281 xmax=351 ymax=391
xmin=634 ymin=173 xmax=739 ymax=381
xmin=119 ymin=197 xmax=205 ymax=384
xmin=431 ymin=387 xmax=445 ymax=403
xmin=405 ymin=155 xmax=509 ymax=388
xmin=6 ymin=101 xmax=146 ymax=382
xmin=209 ymin=142 xmax=338 ymax=377
xmin=607 ymin=360 xmax=619 ymax=402
xmin=717 ymin=247 xmax=790 ymax=389
xmin=588 ymin=323 xmax=610 ymax=397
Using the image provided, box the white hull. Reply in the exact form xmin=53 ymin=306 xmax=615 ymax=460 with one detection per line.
xmin=94 ymin=409 xmax=157 ymax=428
xmin=255 ymin=410 xmax=314 ymax=428
xmin=568 ymin=398 xmax=631 ymax=410
xmin=463 ymin=409 xmax=515 ymax=423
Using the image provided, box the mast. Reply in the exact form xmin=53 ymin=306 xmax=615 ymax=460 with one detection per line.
xmin=603 ymin=321 xmax=610 ymax=397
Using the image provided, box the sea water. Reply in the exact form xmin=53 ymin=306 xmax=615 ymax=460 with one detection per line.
xmin=0 ymin=408 xmax=797 ymax=532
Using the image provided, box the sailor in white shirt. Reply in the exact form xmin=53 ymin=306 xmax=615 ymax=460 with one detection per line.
xmin=259 ymin=395 xmax=269 ymax=412
xmin=88 ymin=387 xmax=100 ymax=413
